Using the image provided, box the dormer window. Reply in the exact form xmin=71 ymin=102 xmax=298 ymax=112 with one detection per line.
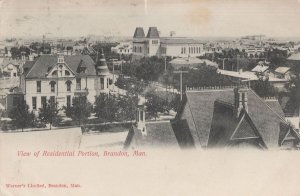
xmin=58 ymin=55 xmax=64 ymax=63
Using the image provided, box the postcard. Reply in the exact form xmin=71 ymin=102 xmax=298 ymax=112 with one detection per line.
xmin=1 ymin=0 xmax=300 ymax=195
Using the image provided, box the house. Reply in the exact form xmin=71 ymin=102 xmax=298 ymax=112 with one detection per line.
xmin=124 ymin=85 xmax=300 ymax=150
xmin=251 ymin=61 xmax=270 ymax=74
xmin=1 ymin=63 xmax=19 ymax=78
xmin=171 ymin=85 xmax=300 ymax=150
xmin=274 ymin=67 xmax=291 ymax=80
xmin=22 ymin=50 xmax=111 ymax=113
xmin=132 ymin=27 xmax=204 ymax=60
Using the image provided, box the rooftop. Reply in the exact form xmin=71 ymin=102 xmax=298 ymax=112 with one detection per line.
xmin=146 ymin=27 xmax=159 ymax=38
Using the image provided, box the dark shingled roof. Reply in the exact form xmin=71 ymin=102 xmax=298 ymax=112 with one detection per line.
xmin=146 ymin=27 xmax=159 ymax=38
xmin=25 ymin=55 xmax=96 ymax=78
xmin=133 ymin=27 xmax=145 ymax=38
xmin=176 ymin=87 xmax=297 ymax=149
xmin=124 ymin=121 xmax=179 ymax=149
xmin=265 ymin=99 xmax=285 ymax=117
xmin=208 ymin=102 xmax=266 ymax=149
xmin=23 ymin=61 xmax=35 ymax=75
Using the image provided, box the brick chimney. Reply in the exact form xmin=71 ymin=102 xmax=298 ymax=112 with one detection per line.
xmin=234 ymin=87 xmax=248 ymax=118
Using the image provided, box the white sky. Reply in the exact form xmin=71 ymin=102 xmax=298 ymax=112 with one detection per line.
xmin=0 ymin=0 xmax=300 ymax=38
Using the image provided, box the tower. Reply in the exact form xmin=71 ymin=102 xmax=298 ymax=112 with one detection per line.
xmin=95 ymin=48 xmax=110 ymax=94
xmin=146 ymin=27 xmax=160 ymax=57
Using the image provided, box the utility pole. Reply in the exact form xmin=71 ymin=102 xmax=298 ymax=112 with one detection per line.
xmin=174 ymin=70 xmax=188 ymax=101
xmin=164 ymin=56 xmax=167 ymax=72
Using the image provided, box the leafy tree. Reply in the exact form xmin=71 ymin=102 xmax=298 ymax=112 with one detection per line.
xmin=10 ymin=47 xmax=20 ymax=59
xmin=145 ymin=89 xmax=165 ymax=120
xmin=251 ymin=78 xmax=278 ymax=97
xmin=64 ymin=96 xmax=93 ymax=126
xmin=181 ymin=65 xmax=233 ymax=88
xmin=94 ymin=93 xmax=118 ymax=122
xmin=8 ymin=99 xmax=35 ymax=131
xmin=38 ymin=99 xmax=60 ymax=130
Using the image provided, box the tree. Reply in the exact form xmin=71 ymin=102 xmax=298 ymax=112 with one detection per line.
xmin=145 ymin=89 xmax=165 ymax=120
xmin=64 ymin=96 xmax=93 ymax=126
xmin=38 ymin=99 xmax=60 ymax=130
xmin=10 ymin=47 xmax=20 ymax=59
xmin=8 ymin=99 xmax=35 ymax=131
xmin=251 ymin=78 xmax=278 ymax=97
xmin=94 ymin=93 xmax=118 ymax=122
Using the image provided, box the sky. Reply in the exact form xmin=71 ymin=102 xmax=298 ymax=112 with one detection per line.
xmin=0 ymin=0 xmax=300 ymax=38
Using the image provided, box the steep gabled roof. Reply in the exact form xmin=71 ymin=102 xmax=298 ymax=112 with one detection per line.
xmin=146 ymin=27 xmax=159 ymax=38
xmin=133 ymin=27 xmax=145 ymax=38
xmin=177 ymin=87 xmax=294 ymax=148
xmin=124 ymin=121 xmax=179 ymax=149
xmin=25 ymin=55 xmax=96 ymax=78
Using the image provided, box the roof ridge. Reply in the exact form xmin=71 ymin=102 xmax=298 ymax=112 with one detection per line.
xmin=248 ymin=88 xmax=287 ymax=124
xmin=186 ymin=99 xmax=202 ymax=147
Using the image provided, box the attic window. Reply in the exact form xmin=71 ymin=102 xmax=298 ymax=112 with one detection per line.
xmin=52 ymin=70 xmax=57 ymax=76
xmin=65 ymin=70 xmax=70 ymax=76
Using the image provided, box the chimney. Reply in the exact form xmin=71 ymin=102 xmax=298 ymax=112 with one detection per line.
xmin=136 ymin=96 xmax=146 ymax=136
xmin=234 ymin=87 xmax=248 ymax=118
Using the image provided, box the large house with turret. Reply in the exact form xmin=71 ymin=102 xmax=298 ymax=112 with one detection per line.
xmin=22 ymin=51 xmax=110 ymax=112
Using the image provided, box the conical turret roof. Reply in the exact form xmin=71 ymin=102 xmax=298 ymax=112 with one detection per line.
xmin=96 ymin=48 xmax=110 ymax=75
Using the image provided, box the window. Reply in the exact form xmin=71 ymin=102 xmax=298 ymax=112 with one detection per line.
xmin=13 ymin=73 xmax=17 ymax=77
xmin=50 ymin=96 xmax=55 ymax=104
xmin=107 ymin=78 xmax=109 ymax=88
xmin=152 ymin=40 xmax=158 ymax=44
xmin=41 ymin=96 xmax=47 ymax=108
xmin=140 ymin=111 xmax=144 ymax=121
xmin=65 ymin=70 xmax=70 ymax=76
xmin=66 ymin=80 xmax=72 ymax=92
xmin=76 ymin=78 xmax=81 ymax=90
xmin=32 ymin=97 xmax=37 ymax=110
xmin=52 ymin=70 xmax=57 ymax=76
xmin=67 ymin=95 xmax=71 ymax=107
xmin=100 ymin=78 xmax=104 ymax=90
xmin=50 ymin=81 xmax=56 ymax=92
xmin=37 ymin=81 xmax=41 ymax=93
xmin=13 ymin=97 xmax=19 ymax=106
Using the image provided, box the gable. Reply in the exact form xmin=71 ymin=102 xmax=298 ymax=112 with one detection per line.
xmin=231 ymin=114 xmax=260 ymax=140
xmin=46 ymin=62 xmax=75 ymax=78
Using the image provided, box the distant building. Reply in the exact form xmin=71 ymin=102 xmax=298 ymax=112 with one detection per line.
xmin=132 ymin=27 xmax=204 ymax=60
xmin=22 ymin=51 xmax=111 ymax=112
xmin=274 ymin=67 xmax=291 ymax=80
xmin=111 ymin=42 xmax=132 ymax=55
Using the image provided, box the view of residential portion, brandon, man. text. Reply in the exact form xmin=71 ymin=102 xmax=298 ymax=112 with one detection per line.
xmin=1 ymin=0 xmax=300 ymax=195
